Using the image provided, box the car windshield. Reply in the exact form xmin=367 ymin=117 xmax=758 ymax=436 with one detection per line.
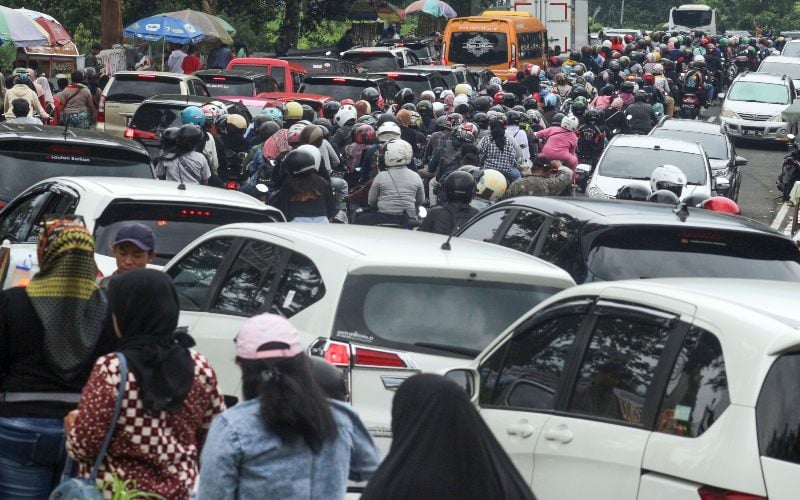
xmin=728 ymin=81 xmax=789 ymax=104
xmin=0 ymin=142 xmax=152 ymax=202
xmin=299 ymin=80 xmax=374 ymax=101
xmin=651 ymin=129 xmax=729 ymax=159
xmin=448 ymin=31 xmax=509 ymax=66
xmin=106 ymin=76 xmax=180 ymax=102
xmin=380 ymin=76 xmax=433 ymax=94
xmin=759 ymin=61 xmax=800 ymax=80
xmin=783 ymin=43 xmax=800 ymax=57
xmin=342 ymin=53 xmax=399 ymax=71
xmin=586 ymin=227 xmax=800 ymax=281
xmin=598 ymin=146 xmax=707 ymax=184
xmin=94 ymin=202 xmax=275 ymax=265
xmin=333 ymin=275 xmax=561 ymax=357
xmin=203 ymin=80 xmax=255 ymax=97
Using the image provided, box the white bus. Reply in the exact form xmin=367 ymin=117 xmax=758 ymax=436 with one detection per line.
xmin=668 ymin=4 xmax=717 ymax=35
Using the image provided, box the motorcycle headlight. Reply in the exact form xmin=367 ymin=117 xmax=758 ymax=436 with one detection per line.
xmin=587 ymin=185 xmax=609 ymax=199
xmin=719 ymin=107 xmax=738 ymax=119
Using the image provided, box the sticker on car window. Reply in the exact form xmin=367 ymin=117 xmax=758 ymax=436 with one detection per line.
xmin=674 ymin=404 xmax=692 ymax=421
xmin=282 ymin=290 xmax=296 ymax=309
xmin=336 ymin=330 xmax=375 ymax=343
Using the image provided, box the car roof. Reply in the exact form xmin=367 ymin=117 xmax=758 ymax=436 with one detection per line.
xmin=653 ymin=118 xmax=725 ymax=135
xmin=760 ymin=55 xmax=800 ymax=65
xmin=193 ymin=69 xmax=276 ymax=80
xmin=609 ymin=134 xmax=704 ymax=153
xmin=0 ymin=123 xmax=149 ymax=156
xmin=301 ymin=74 xmax=385 ymax=83
xmin=368 ymin=70 xmax=435 ymax=77
xmin=228 ymin=57 xmax=306 ymax=72
xmin=111 ymin=71 xmax=200 ymax=81
xmin=406 ymin=64 xmax=466 ymax=72
xmin=735 ymin=71 xmax=788 ymax=84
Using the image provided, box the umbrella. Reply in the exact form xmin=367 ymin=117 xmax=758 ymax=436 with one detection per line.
xmin=162 ymin=9 xmax=236 ymax=44
xmin=14 ymin=8 xmax=71 ymax=46
xmin=16 ymin=8 xmax=57 ymax=22
xmin=123 ymin=15 xmax=205 ymax=44
xmin=349 ymin=0 xmax=406 ymax=22
xmin=404 ymin=0 xmax=458 ymax=18
xmin=0 ymin=6 xmax=48 ymax=47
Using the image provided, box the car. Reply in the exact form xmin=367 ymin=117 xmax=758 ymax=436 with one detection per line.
xmin=0 ymin=177 xmax=284 ymax=289
xmin=781 ymin=38 xmax=800 ymax=57
xmin=456 ymin=197 xmax=800 ymax=283
xmin=405 ymin=64 xmax=477 ymax=89
xmin=757 ymin=55 xmax=800 ymax=98
xmin=469 ymin=66 xmax=498 ymax=92
xmin=0 ymin=124 xmax=153 ymax=207
xmin=298 ymin=74 xmax=401 ymax=104
xmin=254 ymin=92 xmax=331 ymax=114
xmin=584 ymin=135 xmax=715 ymax=201
xmin=162 ymin=223 xmax=575 ymax=453
xmin=226 ymin=57 xmax=308 ymax=93
xmin=649 ymin=118 xmax=747 ymax=200
xmin=124 ymin=95 xmax=253 ymax=160
xmin=445 ymin=278 xmax=800 ymax=500
xmin=98 ymin=71 xmax=210 ymax=137
xmin=720 ymin=72 xmax=797 ymax=142
xmin=192 ymin=69 xmax=279 ymax=98
xmin=340 ymin=46 xmax=420 ymax=71
xmin=366 ymin=70 xmax=450 ymax=96
xmin=279 ymin=56 xmax=361 ymax=75
xmin=378 ymin=37 xmax=440 ymax=65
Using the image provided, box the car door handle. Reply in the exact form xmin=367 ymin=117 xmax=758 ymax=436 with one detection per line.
xmin=506 ymin=423 xmax=535 ymax=438
xmin=543 ymin=428 xmax=574 ymax=444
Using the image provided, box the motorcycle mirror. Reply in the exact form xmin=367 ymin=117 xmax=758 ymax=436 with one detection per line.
xmin=256 ymin=183 xmax=269 ymax=193
xmin=715 ymin=176 xmax=731 ymax=191
xmin=577 ymin=163 xmax=592 ymax=173
xmin=718 ymin=92 xmax=726 ymax=99
xmin=418 ymin=206 xmax=428 ymax=219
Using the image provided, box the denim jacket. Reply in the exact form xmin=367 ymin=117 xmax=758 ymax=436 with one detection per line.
xmin=196 ymin=399 xmax=380 ymax=499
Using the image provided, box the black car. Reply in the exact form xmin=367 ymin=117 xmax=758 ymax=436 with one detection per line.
xmin=298 ymin=74 xmax=401 ymax=104
xmin=650 ymin=118 xmax=746 ymax=201
xmin=280 ymin=56 xmax=361 ymax=75
xmin=457 ymin=197 xmax=800 ymax=283
xmin=367 ymin=70 xmax=449 ymax=96
xmin=192 ymin=69 xmax=279 ymax=98
xmin=405 ymin=64 xmax=478 ymax=90
xmin=469 ymin=67 xmax=498 ymax=92
xmin=0 ymin=124 xmax=153 ymax=206
xmin=125 ymin=95 xmax=253 ymax=159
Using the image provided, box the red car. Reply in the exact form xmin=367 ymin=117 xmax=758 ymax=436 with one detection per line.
xmin=255 ymin=92 xmax=332 ymax=113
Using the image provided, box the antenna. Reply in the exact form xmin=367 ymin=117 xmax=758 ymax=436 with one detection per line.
xmin=441 ymin=232 xmax=454 ymax=251
xmin=674 ymin=202 xmax=689 ymax=222
xmin=62 ymin=112 xmax=70 ymax=140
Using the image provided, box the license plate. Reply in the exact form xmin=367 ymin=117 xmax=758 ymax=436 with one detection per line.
xmin=742 ymin=128 xmax=763 ymax=137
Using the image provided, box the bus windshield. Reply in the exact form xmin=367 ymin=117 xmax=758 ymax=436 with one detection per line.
xmin=448 ymin=31 xmax=508 ymax=66
xmin=671 ymin=8 xmax=714 ymax=31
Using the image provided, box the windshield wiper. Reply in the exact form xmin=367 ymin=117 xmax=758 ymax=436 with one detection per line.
xmin=413 ymin=342 xmax=480 ymax=358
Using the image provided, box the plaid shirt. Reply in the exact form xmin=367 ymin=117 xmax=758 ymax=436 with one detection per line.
xmin=479 ymin=135 xmax=518 ymax=176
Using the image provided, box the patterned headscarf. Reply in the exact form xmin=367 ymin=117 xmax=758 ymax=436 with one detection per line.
xmin=27 ymin=219 xmax=107 ymax=382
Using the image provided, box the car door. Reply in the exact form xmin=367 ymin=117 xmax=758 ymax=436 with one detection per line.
xmin=0 ymin=187 xmax=53 ymax=288
xmin=532 ymin=300 xmax=679 ymax=500
xmin=478 ymin=299 xmax=592 ymax=485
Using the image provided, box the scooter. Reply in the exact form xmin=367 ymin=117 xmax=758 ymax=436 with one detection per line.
xmin=679 ymin=93 xmax=702 ymax=119
xmin=778 ymin=134 xmax=800 ymax=201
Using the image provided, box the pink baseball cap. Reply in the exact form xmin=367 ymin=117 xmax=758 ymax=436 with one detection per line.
xmin=236 ymin=313 xmax=303 ymax=360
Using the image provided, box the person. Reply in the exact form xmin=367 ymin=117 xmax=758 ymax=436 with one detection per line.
xmin=196 ymin=313 xmax=380 ymax=499
xmin=6 ymin=98 xmax=43 ymax=124
xmin=428 ymin=122 xmax=480 ymax=202
xmin=207 ymin=43 xmax=233 ymax=70
xmin=335 ymin=29 xmax=356 ymax=55
xmin=65 ymin=269 xmax=225 ymax=499
xmin=505 ymin=156 xmax=574 ymax=198
xmin=234 ymin=40 xmax=249 ymax=58
xmin=54 ymin=70 xmax=96 ymax=128
xmin=0 ymin=218 xmax=115 ymax=497
xmin=98 ymin=223 xmax=156 ymax=288
xmin=268 ymin=147 xmax=336 ymax=222
xmin=535 ymin=114 xmax=579 ymax=173
xmin=84 ymin=43 xmax=103 ymax=73
xmin=34 ymin=75 xmax=55 ymax=114
xmin=156 ymin=124 xmax=212 ymax=185
xmin=182 ymin=45 xmax=203 ymax=74
xmin=218 ymin=114 xmax=250 ymax=180
xmin=358 ymin=138 xmax=424 ymax=226
xmin=625 ymin=90 xmax=657 ymax=134
xmin=167 ymin=44 xmax=187 ymax=73
xmin=360 ymin=374 xmax=536 ymax=500
xmin=479 ymin=115 xmax=523 ymax=185
xmin=571 ymin=361 xmax=627 ymax=420
xmin=134 ymin=43 xmax=153 ymax=70
xmin=419 ymin=171 xmax=479 ymax=235
xmin=4 ymin=71 xmax=50 ymax=121
xmin=274 ymin=35 xmax=291 ymax=57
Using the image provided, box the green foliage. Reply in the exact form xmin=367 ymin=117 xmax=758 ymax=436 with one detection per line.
xmin=0 ymin=45 xmax=16 ymax=72
xmin=72 ymin=23 xmax=95 ymax=55
xmin=101 ymin=475 xmax=166 ymax=500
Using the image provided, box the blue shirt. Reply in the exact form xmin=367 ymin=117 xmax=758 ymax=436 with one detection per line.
xmin=196 ymin=398 xmax=380 ymax=499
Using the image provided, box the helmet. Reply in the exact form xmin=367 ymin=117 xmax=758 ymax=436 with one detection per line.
xmin=177 ymin=124 xmax=204 ymax=153
xmin=454 ymin=83 xmax=472 ymax=96
xmin=353 ymin=124 xmax=376 ymax=145
xmin=571 ymin=101 xmax=587 ymax=116
xmin=693 ymin=54 xmax=705 ymax=63
xmin=284 ymin=101 xmax=304 ymax=120
xmin=258 ymin=121 xmax=281 ymax=141
xmin=561 ymin=114 xmax=579 ymax=131
xmin=571 ymin=86 xmax=590 ymax=100
xmin=625 ymin=34 xmax=634 ymax=42
xmin=377 ymin=121 xmax=401 ymax=142
xmin=262 ymin=106 xmax=284 ymax=122
xmin=602 ymin=39 xmax=612 ymax=48
xmin=584 ymin=108 xmax=601 ymax=124
xmin=650 ymin=165 xmax=687 ymax=197
xmin=360 ymin=87 xmax=380 ymax=106
xmin=489 ymin=112 xmax=507 ymax=126
xmin=432 ymin=101 xmax=446 ymax=116
xmin=615 ymin=184 xmax=651 ymax=201
xmin=551 ymin=112 xmax=565 ymax=125
xmin=521 ymin=96 xmax=538 ymax=111
xmin=458 ymin=165 xmax=483 ymax=183
xmin=357 ymin=114 xmax=377 ymax=127
xmin=226 ymin=114 xmax=247 ymax=131
xmin=396 ymin=109 xmax=413 ymax=127
xmin=718 ymin=37 xmax=729 ymax=47
xmin=301 ymin=104 xmax=316 ymax=121
xmin=573 ymin=63 xmax=586 ymax=76
xmin=444 ymin=171 xmax=476 ymax=203
xmin=299 ymin=125 xmax=324 ymax=147
xmin=181 ymin=106 xmax=206 ymax=126
xmin=445 ymin=112 xmax=465 ymax=129
xmin=647 ymin=189 xmax=680 ymax=204
xmin=642 ymin=73 xmax=655 ymax=85
xmin=473 ymin=112 xmax=489 ymax=128
xmin=395 ymin=88 xmax=415 ymax=105
xmin=741 ymin=36 xmax=750 ymax=45
xmin=284 ymin=148 xmax=318 ymax=176
xmin=379 ymin=138 xmax=413 ymax=168
xmin=493 ymin=91 xmax=506 ymax=105
xmin=420 ymin=90 xmax=435 ymax=102
xmin=296 ymin=144 xmax=322 ymax=172
xmin=526 ymin=109 xmax=543 ymax=123
xmin=160 ymin=127 xmax=180 ymax=153
xmin=416 ymin=100 xmax=433 ymax=116
xmin=701 ymin=196 xmax=741 ymax=215
xmin=287 ymin=123 xmax=307 ymax=145
xmin=408 ymin=111 xmax=422 ymax=129
xmin=476 ymin=169 xmax=508 ymax=201
xmin=341 ymin=98 xmax=355 ymax=107
xmin=334 ymin=105 xmax=357 ymax=126
xmin=635 ymin=90 xmax=648 ymax=102
xmin=502 ymin=93 xmax=517 ymax=108
xmin=506 ymin=110 xmax=522 ymax=125
xmin=620 ymin=81 xmax=635 ymax=93
xmin=201 ymin=103 xmax=225 ymax=126
xmin=475 ymin=95 xmax=493 ymax=112
xmin=322 ymin=100 xmax=341 ymax=120
xmin=453 ymin=122 xmax=478 ymax=143
xmin=609 ymin=60 xmax=622 ymax=72
xmin=401 ymin=102 xmax=418 ymax=111
xmin=309 ymin=357 xmax=347 ymax=402
xmin=682 ymin=193 xmax=709 ymax=207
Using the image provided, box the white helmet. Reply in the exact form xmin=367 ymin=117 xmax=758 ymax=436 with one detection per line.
xmin=334 ymin=105 xmax=357 ymax=126
xmin=653 ymin=63 xmax=664 ymax=75
xmin=432 ymin=101 xmax=446 ymax=116
xmin=454 ymin=83 xmax=472 ymax=97
xmin=440 ymin=89 xmax=454 ymax=99
xmin=650 ymin=164 xmax=687 ymax=197
xmin=561 ymin=114 xmax=579 ymax=131
xmin=454 ymin=93 xmax=469 ymax=106
xmin=295 ymin=144 xmax=321 ymax=171
xmin=526 ymin=109 xmax=543 ymax=123
xmin=477 ymin=169 xmax=508 ymax=201
xmin=377 ymin=121 xmax=401 ymax=142
xmin=380 ymin=138 xmax=413 ymax=168
xmin=693 ymin=54 xmax=705 ymax=63
xmin=602 ymin=39 xmax=612 ymax=48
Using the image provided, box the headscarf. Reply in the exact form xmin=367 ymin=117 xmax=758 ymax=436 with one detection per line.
xmin=263 ymin=128 xmax=290 ymax=161
xmin=108 ymin=269 xmax=196 ymax=413
xmin=360 ymin=374 xmax=536 ymax=500
xmin=27 ymin=219 xmax=107 ymax=382
xmin=36 ymin=76 xmax=54 ymax=105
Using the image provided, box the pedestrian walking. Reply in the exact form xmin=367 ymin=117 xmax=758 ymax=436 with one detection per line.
xmin=196 ymin=313 xmax=380 ymax=499
xmin=54 ymin=70 xmax=97 ymax=128
xmin=182 ymin=45 xmax=203 ymax=74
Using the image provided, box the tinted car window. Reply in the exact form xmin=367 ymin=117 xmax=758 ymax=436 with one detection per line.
xmin=458 ymin=209 xmax=510 ymax=242
xmin=379 ymin=75 xmax=434 ymax=94
xmin=657 ymin=326 xmax=729 ymax=437
xmin=650 ymin=130 xmax=729 ymax=160
xmin=598 ymin=146 xmax=707 ymax=185
xmin=106 ymin=75 xmax=181 ymax=102
xmin=448 ymin=32 xmax=509 ymax=66
xmin=168 ymin=237 xmax=234 ymax=311
xmin=757 ymin=353 xmax=800 ymax=464
xmin=213 ymin=239 xmax=283 ymax=315
xmin=342 ymin=53 xmax=400 ymax=71
xmin=0 ymin=190 xmax=49 ymax=241
xmin=203 ymin=79 xmax=256 ymax=97
xmin=518 ymin=32 xmax=544 ymax=59
xmin=130 ymin=105 xmax=182 ymax=134
xmin=271 ymin=252 xmax=325 ymax=318
xmin=299 ymin=79 xmax=375 ymax=102
xmin=499 ymin=210 xmax=546 ymax=254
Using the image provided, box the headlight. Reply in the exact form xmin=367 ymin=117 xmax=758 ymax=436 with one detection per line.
xmin=772 ymin=113 xmax=786 ymax=122
xmin=719 ymin=108 xmax=738 ymax=119
xmin=587 ymin=185 xmax=609 ymax=199
xmin=712 ymin=167 xmax=730 ymax=177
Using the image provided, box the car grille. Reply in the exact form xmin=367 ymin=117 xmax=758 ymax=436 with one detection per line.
xmin=737 ymin=113 xmax=772 ymax=121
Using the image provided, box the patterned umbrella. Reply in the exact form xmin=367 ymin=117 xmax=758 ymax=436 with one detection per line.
xmin=124 ymin=15 xmax=205 ymax=44
xmin=404 ymin=0 xmax=458 ymax=18
xmin=162 ymin=10 xmax=236 ymax=44
xmin=0 ymin=6 xmax=47 ymax=47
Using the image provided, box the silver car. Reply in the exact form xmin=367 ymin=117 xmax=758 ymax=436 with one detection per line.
xmin=720 ymin=72 xmax=796 ymax=142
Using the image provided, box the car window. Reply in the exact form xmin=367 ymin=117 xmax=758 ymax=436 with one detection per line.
xmin=499 ymin=210 xmax=546 ymax=254
xmin=458 ymin=209 xmax=511 ymax=242
xmin=568 ymin=312 xmax=671 ymax=425
xmin=518 ymin=32 xmax=544 ymax=58
xmin=448 ymin=31 xmax=509 ymax=66
xmin=299 ymin=79 xmax=373 ymax=102
xmin=598 ymin=146 xmax=707 ymax=185
xmin=0 ymin=190 xmax=50 ymax=242
xmin=212 ymin=239 xmax=283 ymax=316
xmin=204 ymin=79 xmax=256 ymax=97
xmin=539 ymin=217 xmax=579 ymax=265
xmin=106 ymin=75 xmax=180 ymax=102
xmin=292 ymin=71 xmax=305 ymax=90
xmin=270 ymin=67 xmax=286 ymax=91
xmin=650 ymin=130 xmax=729 ymax=160
xmin=130 ymin=105 xmax=182 ymax=134
xmin=757 ymin=352 xmax=800 ymax=464
xmin=29 ymin=190 xmax=80 ymax=242
xmin=343 ymin=53 xmax=400 ymax=71
xmin=167 ymin=237 xmax=234 ymax=311
xmin=480 ymin=314 xmax=583 ymax=410
xmin=656 ymin=326 xmax=729 ymax=437
xmin=270 ymin=251 xmax=325 ymax=318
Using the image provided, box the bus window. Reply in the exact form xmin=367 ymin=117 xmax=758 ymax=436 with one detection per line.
xmin=518 ymin=32 xmax=543 ymax=59
xmin=448 ymin=32 xmax=509 ymax=66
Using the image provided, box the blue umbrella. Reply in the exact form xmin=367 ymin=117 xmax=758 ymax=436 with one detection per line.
xmin=123 ymin=15 xmax=204 ymax=44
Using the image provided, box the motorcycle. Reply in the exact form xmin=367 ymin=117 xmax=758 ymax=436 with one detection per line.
xmin=679 ymin=93 xmax=702 ymax=119
xmin=778 ymin=134 xmax=800 ymax=201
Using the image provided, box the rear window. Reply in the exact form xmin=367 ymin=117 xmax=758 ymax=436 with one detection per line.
xmin=757 ymin=353 xmax=800 ymax=464
xmin=380 ymin=75 xmax=433 ymax=94
xmin=758 ymin=61 xmax=800 ymax=80
xmin=586 ymin=227 xmax=800 ymax=281
xmin=290 ymin=59 xmax=339 ymax=74
xmin=598 ymin=146 xmax=707 ymax=185
xmin=0 ymin=142 xmax=152 ymax=202
xmin=783 ymin=43 xmax=800 ymax=57
xmin=130 ymin=105 xmax=181 ymax=133
xmin=448 ymin=31 xmax=508 ymax=66
xmin=342 ymin=52 xmax=400 ymax=71
xmin=94 ymin=201 xmax=277 ymax=265
xmin=202 ymin=78 xmax=256 ymax=97
xmin=332 ymin=275 xmax=561 ymax=357
xmin=106 ymin=75 xmax=181 ymax=102
xmin=299 ymin=79 xmax=375 ymax=102
xmin=230 ymin=65 xmax=286 ymax=90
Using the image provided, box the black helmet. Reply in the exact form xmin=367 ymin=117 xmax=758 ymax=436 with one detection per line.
xmin=433 ymin=86 xmax=444 ymax=99
xmin=177 ymin=124 xmax=204 ymax=153
xmin=522 ymin=96 xmax=538 ymax=110
xmin=512 ymin=104 xmax=526 ymax=113
xmin=284 ymin=148 xmax=317 ymax=176
xmin=682 ymin=193 xmax=709 ymax=207
xmin=647 ymin=189 xmax=680 ymax=204
xmin=401 ymin=102 xmax=417 ymax=111
xmin=601 ymin=84 xmax=616 ymax=96
xmin=552 ymin=112 xmax=565 ymax=125
xmin=455 ymin=102 xmax=471 ymax=115
xmin=609 ymin=60 xmax=622 ymax=72
xmin=458 ymin=164 xmax=483 ymax=183
xmin=444 ymin=170 xmax=476 ymax=203
xmin=571 ymin=101 xmax=587 ymax=116
xmin=506 ymin=110 xmax=522 ymax=125
xmin=473 ymin=112 xmax=489 ymax=128
xmin=160 ymin=127 xmax=180 ymax=153
xmin=635 ymin=90 xmax=649 ymax=102
xmin=501 ymin=92 xmax=517 ymax=108
xmin=475 ymin=95 xmax=492 ymax=112
xmin=434 ymin=115 xmax=448 ymax=131
xmin=252 ymin=114 xmax=269 ymax=130
xmin=301 ymin=104 xmax=316 ymax=121
xmin=416 ymin=99 xmax=433 ymax=116
xmin=322 ymin=100 xmax=341 ymax=121
xmin=258 ymin=121 xmax=281 ymax=142
xmin=360 ymin=87 xmax=380 ymax=107
xmin=570 ymin=86 xmax=589 ymax=100
xmin=584 ymin=108 xmax=602 ymax=124
xmin=489 ymin=113 xmax=507 ymax=126
xmin=395 ymin=88 xmax=415 ymax=105
xmin=620 ymin=81 xmax=635 ymax=93
xmin=313 ymin=117 xmax=333 ymax=136
xmin=310 ymin=357 xmax=347 ymax=402
xmin=616 ymin=184 xmax=651 ymax=201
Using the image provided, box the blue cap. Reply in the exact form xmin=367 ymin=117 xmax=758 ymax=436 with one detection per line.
xmin=113 ymin=223 xmax=155 ymax=252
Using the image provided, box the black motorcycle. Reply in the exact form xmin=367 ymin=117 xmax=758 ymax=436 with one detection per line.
xmin=778 ymin=134 xmax=800 ymax=201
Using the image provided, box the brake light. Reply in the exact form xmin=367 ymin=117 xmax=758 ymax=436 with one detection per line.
xmin=137 ymin=73 xmax=157 ymax=79
xmin=212 ymin=77 xmax=226 ymax=81
xmin=362 ymin=50 xmax=374 ymax=54
xmin=224 ymin=181 xmax=239 ymax=190
xmin=123 ymin=128 xmax=157 ymax=140
xmin=698 ymin=486 xmax=765 ymax=500
xmin=0 ymin=201 xmax=6 ymax=210
xmin=387 ymin=73 xmax=399 ymax=78
xmin=442 ymin=42 xmax=447 ymax=65
xmin=98 ymin=95 xmax=105 ymax=123
xmin=332 ymin=78 xmax=347 ymax=82
xmin=324 ymin=342 xmax=351 ymax=366
xmin=354 ymin=347 xmax=407 ymax=368
xmin=181 ymin=209 xmax=212 ymax=217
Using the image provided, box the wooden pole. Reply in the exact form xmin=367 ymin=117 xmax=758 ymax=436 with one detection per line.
xmin=101 ymin=0 xmax=123 ymax=48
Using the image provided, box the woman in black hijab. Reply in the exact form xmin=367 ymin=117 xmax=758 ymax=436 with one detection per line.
xmin=361 ymin=373 xmax=536 ymax=500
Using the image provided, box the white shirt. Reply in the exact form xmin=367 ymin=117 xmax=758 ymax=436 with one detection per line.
xmin=167 ymin=50 xmax=187 ymax=73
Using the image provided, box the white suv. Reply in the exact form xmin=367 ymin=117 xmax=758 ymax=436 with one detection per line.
xmin=720 ymin=72 xmax=796 ymax=142
xmin=446 ymin=279 xmax=800 ymax=500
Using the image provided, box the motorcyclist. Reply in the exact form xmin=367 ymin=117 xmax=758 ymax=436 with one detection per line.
xmin=682 ymin=55 xmax=710 ymax=108
xmin=650 ymin=164 xmax=687 ymax=199
xmin=459 ymin=166 xmax=507 ymax=211
xmin=505 ymin=110 xmax=531 ymax=165
xmin=504 ymin=156 xmax=574 ymax=198
xmin=332 ymin=105 xmax=358 ymax=151
xmin=181 ymin=105 xmax=220 ymax=179
xmin=535 ymin=114 xmax=580 ymax=174
xmin=625 ymin=90 xmax=657 ymax=134
xmin=419 ymin=171 xmax=479 ymax=235
xmin=360 ymin=87 xmax=383 ymax=114
xmin=218 ymin=114 xmax=250 ymax=183
xmin=576 ymin=109 xmax=606 ymax=169
xmin=357 ymin=139 xmax=424 ymax=227
xmin=395 ymin=109 xmax=427 ymax=170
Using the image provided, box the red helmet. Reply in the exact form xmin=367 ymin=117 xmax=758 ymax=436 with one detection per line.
xmin=612 ymin=51 xmax=621 ymax=59
xmin=700 ymin=37 xmax=710 ymax=46
xmin=549 ymin=56 xmax=560 ymax=66
xmin=625 ymin=34 xmax=634 ymax=42
xmin=352 ymin=123 xmax=376 ymax=145
xmin=701 ymin=196 xmax=741 ymax=215
xmin=493 ymin=91 xmax=506 ymax=105
xmin=341 ymin=98 xmax=356 ymax=106
xmin=642 ymin=73 xmax=655 ymax=85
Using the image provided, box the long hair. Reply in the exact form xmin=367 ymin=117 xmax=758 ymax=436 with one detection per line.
xmin=490 ymin=121 xmax=506 ymax=149
xmin=238 ymin=354 xmax=338 ymax=453
xmin=288 ymin=173 xmax=324 ymax=202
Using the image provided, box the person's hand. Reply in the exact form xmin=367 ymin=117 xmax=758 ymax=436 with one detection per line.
xmin=417 ymin=169 xmax=431 ymax=178
xmin=64 ymin=410 xmax=79 ymax=433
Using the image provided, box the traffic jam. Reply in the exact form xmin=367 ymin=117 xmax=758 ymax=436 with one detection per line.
xmin=1 ymin=1 xmax=799 ymax=499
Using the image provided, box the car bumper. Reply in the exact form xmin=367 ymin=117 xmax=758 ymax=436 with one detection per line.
xmin=722 ymin=118 xmax=791 ymax=140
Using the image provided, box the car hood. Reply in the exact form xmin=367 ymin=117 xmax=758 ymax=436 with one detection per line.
xmin=594 ymin=176 xmax=709 ymax=200
xmin=726 ymin=99 xmax=788 ymax=116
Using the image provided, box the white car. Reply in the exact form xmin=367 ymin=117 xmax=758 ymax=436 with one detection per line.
xmin=720 ymin=72 xmax=797 ymax=142
xmin=446 ymin=278 xmax=800 ymax=500
xmin=162 ymin=223 xmax=575 ymax=453
xmin=0 ymin=177 xmax=283 ymax=288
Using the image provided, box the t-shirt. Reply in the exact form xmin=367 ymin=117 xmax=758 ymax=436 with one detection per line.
xmin=167 ymin=50 xmax=187 ymax=73
xmin=182 ymin=55 xmax=202 ymax=74
xmin=156 ymin=151 xmax=211 ymax=184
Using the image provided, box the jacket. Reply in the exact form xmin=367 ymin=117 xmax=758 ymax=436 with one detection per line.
xmin=419 ymin=202 xmax=479 ymax=235
xmin=504 ymin=165 xmax=574 ymax=198
xmin=368 ymin=166 xmax=425 ymax=214
xmin=535 ymin=127 xmax=578 ymax=169
xmin=625 ymin=102 xmax=657 ymax=134
xmin=4 ymin=84 xmax=49 ymax=119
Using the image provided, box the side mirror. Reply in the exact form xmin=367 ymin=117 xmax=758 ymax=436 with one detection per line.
xmin=715 ymin=176 xmax=731 ymax=192
xmin=735 ymin=156 xmax=748 ymax=166
xmin=718 ymin=92 xmax=726 ymax=100
xmin=577 ymin=163 xmax=592 ymax=174
xmin=445 ymin=368 xmax=479 ymax=402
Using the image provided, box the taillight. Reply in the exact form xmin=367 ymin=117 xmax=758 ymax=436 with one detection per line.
xmin=354 ymin=346 xmax=407 ymax=367
xmin=0 ymin=201 xmax=6 ymax=210
xmin=97 ymin=95 xmax=106 ymax=123
xmin=441 ymin=42 xmax=447 ymax=65
xmin=324 ymin=342 xmax=351 ymax=366
xmin=224 ymin=181 xmax=239 ymax=190
xmin=698 ymin=486 xmax=766 ymax=500
xmin=124 ymin=128 xmax=157 ymax=140
xmin=312 ymin=338 xmax=408 ymax=368
xmin=137 ymin=73 xmax=157 ymax=79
